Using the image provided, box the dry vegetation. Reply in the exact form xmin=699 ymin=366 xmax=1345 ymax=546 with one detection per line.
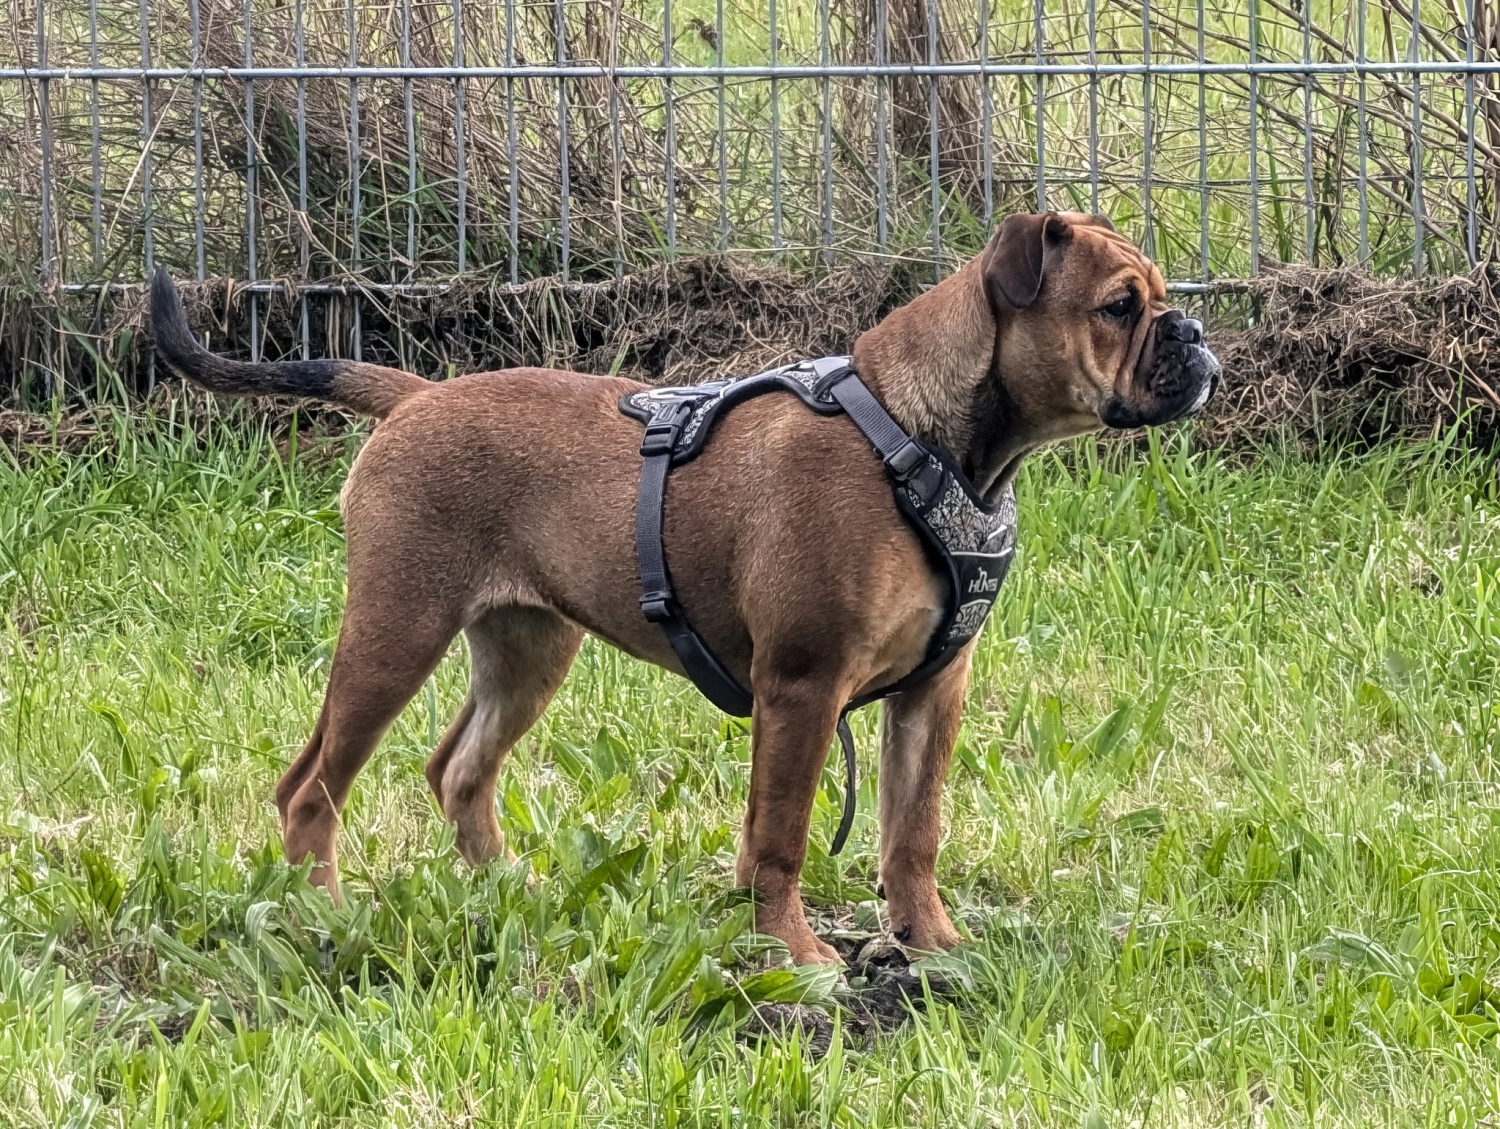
xmin=1209 ymin=264 xmax=1500 ymax=447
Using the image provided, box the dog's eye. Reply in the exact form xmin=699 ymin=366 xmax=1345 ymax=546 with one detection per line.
xmin=1101 ymin=294 xmax=1137 ymax=320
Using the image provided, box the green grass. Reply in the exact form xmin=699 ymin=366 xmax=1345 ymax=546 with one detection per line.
xmin=2 ymin=413 xmax=1500 ymax=1127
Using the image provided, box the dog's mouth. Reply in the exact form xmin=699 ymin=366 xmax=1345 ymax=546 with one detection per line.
xmin=1099 ymin=314 xmax=1221 ymax=430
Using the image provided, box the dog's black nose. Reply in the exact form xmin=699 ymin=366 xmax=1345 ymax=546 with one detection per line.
xmin=1162 ymin=315 xmax=1204 ymax=345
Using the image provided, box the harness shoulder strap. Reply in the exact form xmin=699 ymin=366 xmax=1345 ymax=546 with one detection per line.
xmin=827 ymin=373 xmax=945 ymax=504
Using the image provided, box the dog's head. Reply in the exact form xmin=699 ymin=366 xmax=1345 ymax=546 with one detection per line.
xmin=981 ymin=211 xmax=1220 ymax=437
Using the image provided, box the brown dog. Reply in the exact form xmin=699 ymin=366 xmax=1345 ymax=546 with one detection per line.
xmin=150 ymin=212 xmax=1218 ymax=965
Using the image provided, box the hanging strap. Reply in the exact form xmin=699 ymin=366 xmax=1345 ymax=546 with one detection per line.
xmin=830 ymin=713 xmax=858 ymax=856
xmin=634 ymin=404 xmax=755 ymax=718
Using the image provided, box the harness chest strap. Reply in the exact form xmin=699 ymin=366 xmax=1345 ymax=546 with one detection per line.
xmin=622 ymin=360 xmax=1017 ymax=856
xmin=633 ymin=414 xmax=755 ymax=718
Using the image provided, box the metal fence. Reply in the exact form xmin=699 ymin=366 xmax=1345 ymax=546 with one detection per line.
xmin=2 ymin=0 xmax=1497 ymax=387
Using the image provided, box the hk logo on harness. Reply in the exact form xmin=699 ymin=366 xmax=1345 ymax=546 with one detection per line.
xmin=968 ymin=567 xmax=1001 ymax=595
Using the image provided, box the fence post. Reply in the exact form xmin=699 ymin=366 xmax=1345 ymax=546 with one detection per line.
xmin=246 ymin=0 xmax=260 ymax=362
xmin=455 ymin=0 xmax=468 ymax=275
xmin=36 ymin=0 xmax=52 ymax=286
xmin=1248 ymin=0 xmax=1260 ymax=276
xmin=557 ymin=0 xmax=571 ymax=279
xmin=299 ymin=0 xmax=311 ymax=358
xmin=345 ymin=0 xmax=359 ymax=358
xmin=140 ymin=0 xmax=155 ymax=393
xmin=927 ymin=0 xmax=940 ymax=277
xmin=1141 ymin=0 xmax=1152 ymax=257
xmin=1410 ymin=0 xmax=1424 ymax=276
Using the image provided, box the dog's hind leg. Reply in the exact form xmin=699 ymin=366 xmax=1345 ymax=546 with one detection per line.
xmin=275 ymin=584 xmax=461 ymax=901
xmin=423 ymin=606 xmax=583 ymax=866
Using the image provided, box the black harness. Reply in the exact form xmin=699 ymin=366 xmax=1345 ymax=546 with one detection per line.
xmin=621 ymin=357 xmax=1016 ymax=854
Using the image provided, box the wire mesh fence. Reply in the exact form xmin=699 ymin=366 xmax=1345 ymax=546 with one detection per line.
xmin=3 ymin=0 xmax=1498 ymax=400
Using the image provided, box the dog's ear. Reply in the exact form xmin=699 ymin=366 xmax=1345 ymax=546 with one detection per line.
xmin=981 ymin=212 xmax=1074 ymax=311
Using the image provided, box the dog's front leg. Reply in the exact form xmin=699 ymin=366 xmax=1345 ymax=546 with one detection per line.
xmin=876 ymin=640 xmax=976 ymax=953
xmin=736 ymin=677 xmax=844 ymax=966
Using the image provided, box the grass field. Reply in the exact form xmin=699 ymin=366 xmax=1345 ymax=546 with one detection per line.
xmin=2 ymin=413 xmax=1500 ymax=1126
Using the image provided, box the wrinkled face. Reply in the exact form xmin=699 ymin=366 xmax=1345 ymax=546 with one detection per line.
xmin=981 ymin=212 xmax=1221 ymax=436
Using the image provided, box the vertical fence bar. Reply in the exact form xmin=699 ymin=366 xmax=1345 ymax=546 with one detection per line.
xmin=1034 ymin=0 xmax=1045 ymax=211
xmin=980 ymin=0 xmax=992 ymax=229
xmin=37 ymin=0 xmax=52 ymax=285
xmin=663 ymin=0 xmax=675 ymax=260
xmin=88 ymin=0 xmax=101 ymax=394
xmin=140 ymin=0 xmax=154 ymax=281
xmin=455 ymin=0 xmax=467 ymax=273
xmin=1197 ymin=0 xmax=1208 ymax=279
xmin=245 ymin=0 xmax=260 ymax=362
xmin=928 ymin=0 xmax=941 ymax=273
xmin=1248 ymin=0 xmax=1260 ymax=275
xmin=398 ymin=0 xmax=411 ymax=367
xmin=770 ymin=0 xmax=782 ymax=252
xmin=716 ymin=0 xmax=728 ymax=250
xmin=1465 ymin=0 xmax=1477 ymax=264
xmin=1410 ymin=0 xmax=1423 ymax=274
xmin=1140 ymin=0 xmax=1151 ymax=255
xmin=36 ymin=0 xmax=55 ymax=397
xmin=1088 ymin=0 xmax=1098 ymax=212
xmin=1357 ymin=0 xmax=1368 ymax=261
xmin=820 ymin=0 xmax=833 ymax=260
xmin=191 ymin=0 xmax=205 ymax=279
xmin=875 ymin=0 xmax=888 ymax=252
xmin=506 ymin=0 xmax=518 ymax=283
xmin=345 ymin=0 xmax=358 ymax=358
xmin=557 ymin=0 xmax=571 ymax=278
xmin=402 ymin=0 xmax=415 ymax=285
xmin=89 ymin=0 xmax=101 ymax=273
xmin=608 ymin=4 xmax=623 ymax=277
xmin=298 ymin=0 xmax=310 ymax=358
xmin=1302 ymin=0 xmax=1315 ymax=262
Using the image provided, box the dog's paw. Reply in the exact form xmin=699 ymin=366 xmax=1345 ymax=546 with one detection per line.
xmin=792 ymin=936 xmax=844 ymax=966
xmin=890 ymin=911 xmax=964 ymax=955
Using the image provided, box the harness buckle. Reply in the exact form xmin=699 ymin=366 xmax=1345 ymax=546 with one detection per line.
xmin=640 ymin=591 xmax=675 ymax=622
xmin=640 ymin=405 xmax=690 ymax=457
xmin=884 ymin=440 xmax=927 ymax=481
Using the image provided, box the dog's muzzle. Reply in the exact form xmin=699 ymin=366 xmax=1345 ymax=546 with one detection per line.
xmin=1100 ymin=310 xmax=1221 ymax=429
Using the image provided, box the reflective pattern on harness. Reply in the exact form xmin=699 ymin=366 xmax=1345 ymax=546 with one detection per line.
xmin=620 ymin=357 xmax=1017 ymax=854
xmin=622 ymin=358 xmax=842 ymax=456
xmin=898 ymin=452 xmax=1018 ymax=645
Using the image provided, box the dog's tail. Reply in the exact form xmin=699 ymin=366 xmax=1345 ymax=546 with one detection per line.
xmin=150 ymin=269 xmax=429 ymax=418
